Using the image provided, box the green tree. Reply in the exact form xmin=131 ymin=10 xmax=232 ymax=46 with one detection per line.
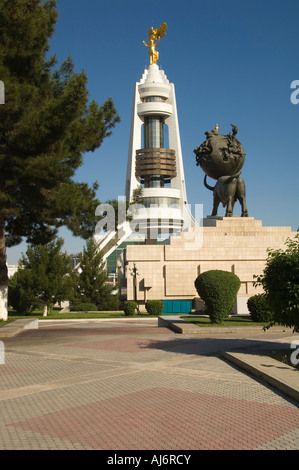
xmin=0 ymin=0 xmax=120 ymax=319
xmin=8 ymin=238 xmax=74 ymax=316
xmin=131 ymin=186 xmax=144 ymax=205
xmin=254 ymin=232 xmax=299 ymax=332
xmin=194 ymin=270 xmax=241 ymax=324
xmin=74 ymin=237 xmax=114 ymax=308
xmin=8 ymin=269 xmax=39 ymax=315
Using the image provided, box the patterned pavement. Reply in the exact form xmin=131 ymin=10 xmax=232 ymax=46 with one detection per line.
xmin=0 ymin=319 xmax=298 ymax=451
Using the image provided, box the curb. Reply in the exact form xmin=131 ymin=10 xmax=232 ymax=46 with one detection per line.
xmin=158 ymin=315 xmax=201 ymax=334
xmin=0 ymin=318 xmax=38 ymax=338
xmin=222 ymin=351 xmax=299 ymax=403
xmin=157 ymin=315 xmax=292 ymax=335
xmin=160 ymin=315 xmax=299 ymax=403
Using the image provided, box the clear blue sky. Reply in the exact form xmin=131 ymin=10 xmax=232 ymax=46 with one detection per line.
xmin=7 ymin=0 xmax=299 ymax=264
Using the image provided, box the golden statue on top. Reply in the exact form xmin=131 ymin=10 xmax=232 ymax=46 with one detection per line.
xmin=143 ymin=23 xmax=167 ymax=65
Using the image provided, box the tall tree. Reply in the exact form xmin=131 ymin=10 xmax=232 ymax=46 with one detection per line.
xmin=0 ymin=0 xmax=120 ymax=319
xmin=74 ymin=237 xmax=112 ymax=307
xmin=9 ymin=238 xmax=74 ymax=316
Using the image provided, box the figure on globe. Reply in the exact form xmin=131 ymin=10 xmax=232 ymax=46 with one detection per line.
xmin=194 ymin=124 xmax=248 ymax=217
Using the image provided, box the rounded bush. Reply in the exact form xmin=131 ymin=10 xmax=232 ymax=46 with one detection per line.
xmin=247 ymin=294 xmax=273 ymax=322
xmin=123 ymin=301 xmax=137 ymax=316
xmin=70 ymin=303 xmax=98 ymax=312
xmin=145 ymin=300 xmax=164 ymax=315
xmin=194 ymin=270 xmax=241 ymax=324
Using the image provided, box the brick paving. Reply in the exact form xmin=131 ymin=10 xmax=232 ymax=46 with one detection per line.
xmin=0 ymin=319 xmax=298 ymax=450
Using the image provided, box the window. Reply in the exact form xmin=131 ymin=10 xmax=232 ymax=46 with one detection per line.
xmin=142 ymin=96 xmax=166 ymax=103
xmin=144 ymin=116 xmax=164 ymax=148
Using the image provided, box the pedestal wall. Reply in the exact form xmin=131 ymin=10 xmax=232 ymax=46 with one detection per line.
xmin=123 ymin=217 xmax=296 ymax=313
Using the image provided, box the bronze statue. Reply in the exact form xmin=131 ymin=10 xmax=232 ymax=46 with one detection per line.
xmin=143 ymin=23 xmax=167 ymax=65
xmin=204 ymin=173 xmax=248 ymax=217
xmin=194 ymin=124 xmax=248 ymax=217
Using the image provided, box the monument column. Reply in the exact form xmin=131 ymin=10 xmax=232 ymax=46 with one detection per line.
xmin=125 ymin=23 xmax=194 ymax=241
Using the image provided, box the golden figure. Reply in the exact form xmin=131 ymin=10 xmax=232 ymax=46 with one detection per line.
xmin=143 ymin=23 xmax=167 ymax=65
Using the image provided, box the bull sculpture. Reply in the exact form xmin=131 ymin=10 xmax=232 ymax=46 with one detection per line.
xmin=194 ymin=124 xmax=249 ymax=217
xmin=204 ymin=172 xmax=248 ymax=217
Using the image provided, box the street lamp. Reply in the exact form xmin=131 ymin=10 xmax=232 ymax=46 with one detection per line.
xmin=130 ymin=262 xmax=140 ymax=314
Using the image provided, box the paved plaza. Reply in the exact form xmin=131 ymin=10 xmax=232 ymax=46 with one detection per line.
xmin=0 ymin=318 xmax=298 ymax=450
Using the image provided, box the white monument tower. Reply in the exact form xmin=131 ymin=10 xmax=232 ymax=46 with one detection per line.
xmin=97 ymin=23 xmax=195 ymax=259
xmin=125 ymin=23 xmax=194 ymax=242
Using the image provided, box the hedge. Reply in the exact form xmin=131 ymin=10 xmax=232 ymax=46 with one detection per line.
xmin=247 ymin=294 xmax=273 ymax=322
xmin=123 ymin=301 xmax=137 ymax=316
xmin=70 ymin=303 xmax=98 ymax=312
xmin=145 ymin=300 xmax=164 ymax=315
xmin=194 ymin=270 xmax=241 ymax=324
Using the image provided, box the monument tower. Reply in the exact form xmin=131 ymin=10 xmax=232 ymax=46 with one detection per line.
xmin=125 ymin=23 xmax=194 ymax=241
xmin=97 ymin=23 xmax=194 ymax=261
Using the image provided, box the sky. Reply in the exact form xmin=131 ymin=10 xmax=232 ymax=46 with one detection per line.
xmin=7 ymin=0 xmax=299 ymax=264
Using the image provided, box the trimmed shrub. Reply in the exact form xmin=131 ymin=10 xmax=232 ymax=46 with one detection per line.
xmin=123 ymin=301 xmax=137 ymax=316
xmin=70 ymin=303 xmax=98 ymax=312
xmin=145 ymin=300 xmax=164 ymax=315
xmin=247 ymin=294 xmax=273 ymax=322
xmin=194 ymin=270 xmax=241 ymax=324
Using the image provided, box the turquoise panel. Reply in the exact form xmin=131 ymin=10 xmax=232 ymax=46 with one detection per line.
xmin=162 ymin=300 xmax=192 ymax=314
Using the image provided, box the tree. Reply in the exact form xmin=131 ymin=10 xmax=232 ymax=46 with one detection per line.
xmin=194 ymin=270 xmax=241 ymax=324
xmin=254 ymin=232 xmax=299 ymax=332
xmin=0 ymin=0 xmax=120 ymax=319
xmin=131 ymin=186 xmax=144 ymax=205
xmin=8 ymin=269 xmax=39 ymax=315
xmin=8 ymin=238 xmax=74 ymax=316
xmin=74 ymin=237 xmax=114 ymax=308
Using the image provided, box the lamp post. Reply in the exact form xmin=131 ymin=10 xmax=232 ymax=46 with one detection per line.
xmin=130 ymin=262 xmax=140 ymax=314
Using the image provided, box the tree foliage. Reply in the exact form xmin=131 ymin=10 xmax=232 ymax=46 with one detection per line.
xmin=194 ymin=270 xmax=241 ymax=324
xmin=254 ymin=232 xmax=299 ymax=331
xmin=0 ymin=0 xmax=120 ymax=319
xmin=8 ymin=238 xmax=74 ymax=315
xmin=8 ymin=269 xmax=39 ymax=315
xmin=74 ymin=237 xmax=116 ymax=309
xmin=247 ymin=294 xmax=273 ymax=323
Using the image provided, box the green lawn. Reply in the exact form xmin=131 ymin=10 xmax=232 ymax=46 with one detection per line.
xmin=0 ymin=308 xmax=156 ymax=327
xmin=1 ymin=310 xmax=266 ymax=329
xmin=181 ymin=315 xmax=268 ymax=327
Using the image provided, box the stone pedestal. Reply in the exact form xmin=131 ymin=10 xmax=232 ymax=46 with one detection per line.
xmin=121 ymin=217 xmax=296 ymax=314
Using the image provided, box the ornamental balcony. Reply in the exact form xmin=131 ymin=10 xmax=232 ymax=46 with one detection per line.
xmin=135 ymin=148 xmax=177 ymax=180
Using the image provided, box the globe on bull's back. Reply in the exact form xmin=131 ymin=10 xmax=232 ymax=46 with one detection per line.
xmin=194 ymin=124 xmax=248 ymax=217
xmin=194 ymin=124 xmax=245 ymax=180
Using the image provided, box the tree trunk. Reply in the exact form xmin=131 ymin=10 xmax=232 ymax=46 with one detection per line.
xmin=43 ymin=304 xmax=48 ymax=317
xmin=0 ymin=215 xmax=8 ymax=321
